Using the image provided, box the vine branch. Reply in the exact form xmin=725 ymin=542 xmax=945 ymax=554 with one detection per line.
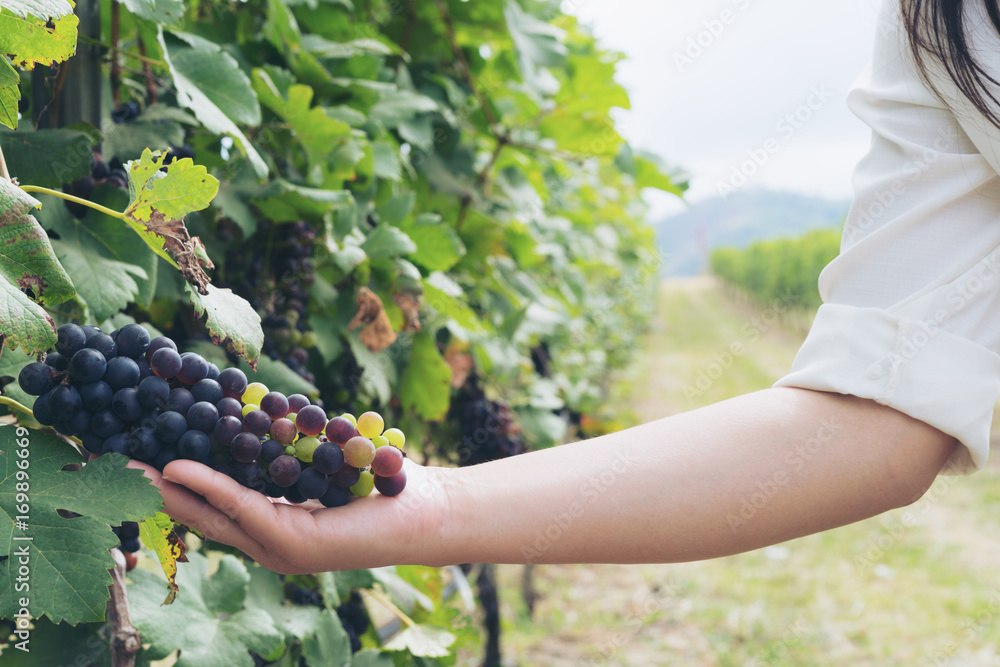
xmin=107 ymin=549 xmax=141 ymax=667
xmin=362 ymin=587 xmax=416 ymax=628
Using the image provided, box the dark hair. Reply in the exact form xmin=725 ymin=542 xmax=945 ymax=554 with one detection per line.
xmin=902 ymin=0 xmax=1000 ymax=128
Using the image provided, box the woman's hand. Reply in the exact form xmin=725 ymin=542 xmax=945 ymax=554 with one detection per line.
xmin=128 ymin=457 xmax=451 ymax=574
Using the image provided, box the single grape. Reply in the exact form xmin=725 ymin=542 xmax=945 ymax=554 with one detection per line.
xmin=357 ymin=411 xmax=384 ymax=439
xmin=69 ymin=348 xmax=107 ymax=384
xmin=343 ymin=436 xmax=376 ymax=469
xmin=372 ymin=435 xmax=390 ymax=449
xmin=154 ymin=411 xmax=188 ymax=443
xmin=231 ymin=432 xmax=262 ymax=463
xmin=48 ymin=385 xmax=82 ymax=416
xmin=102 ymin=432 xmax=130 ymax=456
xmin=268 ymin=454 xmax=301 ymax=487
xmin=371 ymin=445 xmax=404 ymax=477
xmin=136 ymin=358 xmax=153 ymax=381
xmin=85 ymin=332 xmax=117 ymax=359
xmin=145 ymin=336 xmax=177 ymax=363
xmin=177 ymin=430 xmax=211 ymax=460
xmin=216 ymin=397 xmax=243 ymax=419
xmin=330 ymin=464 xmax=361 ymax=488
xmin=120 ymin=537 xmax=141 ymax=553
xmin=55 ymin=409 xmax=90 ymax=436
xmin=55 ymin=323 xmax=86 ymax=357
xmin=151 ymin=348 xmax=182 ymax=379
xmin=116 ymin=323 xmax=151 ymax=358
xmin=235 ymin=462 xmax=265 ymax=491
xmin=324 ymin=416 xmax=358 ymax=446
xmin=166 ymin=388 xmax=195 ymax=416
xmin=152 ymin=447 xmax=178 ymax=471
xmin=284 ymin=445 xmax=297 ymax=456
xmin=104 ymin=356 xmax=140 ymax=390
xmin=137 ymin=376 xmax=170 ymax=409
xmin=286 ymin=394 xmax=310 ymax=413
xmin=214 ymin=415 xmax=243 ymax=447
xmin=294 ymin=436 xmax=321 ymax=462
xmin=340 ymin=412 xmax=358 ymax=428
xmin=283 ymin=485 xmax=308 ymax=504
xmin=44 ymin=352 xmax=68 ymax=371
xmin=205 ymin=363 xmax=221 ymax=381
xmin=243 ymin=409 xmax=272 ymax=437
xmin=19 ymin=362 xmax=58 ymax=396
xmin=176 ymin=353 xmax=209 ymax=386
xmin=90 ymin=409 xmax=124 ymax=439
xmin=260 ymin=392 xmax=289 ymax=420
xmin=383 ymin=428 xmax=406 ymax=448
xmin=186 ymin=401 xmax=219 ymax=433
xmin=81 ymin=325 xmax=102 ymax=341
xmin=80 ymin=381 xmax=114 ymax=412
xmin=312 ymin=442 xmax=345 ymax=475
xmin=263 ymin=477 xmax=285 ymax=498
xmin=31 ymin=392 xmax=54 ymax=426
xmin=191 ymin=379 xmax=223 ymax=404
xmin=296 ymin=405 xmax=327 ymax=436
xmin=242 ymin=382 xmax=268 ymax=406
xmin=319 ymin=484 xmax=350 ymax=508
xmin=296 ymin=468 xmax=329 ymax=499
xmin=350 ymin=470 xmax=375 ymax=497
xmin=119 ymin=521 xmax=139 ymax=539
xmin=374 ymin=469 xmax=407 ymax=497
xmin=218 ymin=368 xmax=248 ymax=399
xmin=260 ymin=439 xmax=283 ymax=463
xmin=242 ymin=403 xmax=259 ymax=417
xmin=269 ymin=417 xmax=297 ymax=445
xmin=111 ymin=387 xmax=143 ymax=422
xmin=80 ymin=431 xmax=105 ymax=455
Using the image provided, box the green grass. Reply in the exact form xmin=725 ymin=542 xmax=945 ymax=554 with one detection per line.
xmin=455 ymin=277 xmax=1000 ymax=666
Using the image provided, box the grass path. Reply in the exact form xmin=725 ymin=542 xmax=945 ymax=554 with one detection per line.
xmin=462 ymin=277 xmax=1000 ymax=667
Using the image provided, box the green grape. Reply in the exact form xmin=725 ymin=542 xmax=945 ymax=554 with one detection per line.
xmin=383 ymin=428 xmax=405 ymax=448
xmin=350 ymin=470 xmax=375 ymax=497
xmin=357 ymin=411 xmax=384 ymax=439
xmin=284 ymin=445 xmax=297 ymax=456
xmin=372 ymin=435 xmax=390 ymax=449
xmin=242 ymin=382 xmax=268 ymax=406
xmin=295 ymin=436 xmax=321 ymax=462
xmin=340 ymin=412 xmax=357 ymax=428
xmin=242 ymin=403 xmax=259 ymax=417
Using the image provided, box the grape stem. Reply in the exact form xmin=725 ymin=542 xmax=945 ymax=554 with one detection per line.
xmin=0 ymin=395 xmax=34 ymax=418
xmin=361 ymin=587 xmax=416 ymax=628
xmin=19 ymin=185 xmax=126 ymax=220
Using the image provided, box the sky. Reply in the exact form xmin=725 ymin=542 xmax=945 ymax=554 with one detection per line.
xmin=568 ymin=0 xmax=884 ymax=220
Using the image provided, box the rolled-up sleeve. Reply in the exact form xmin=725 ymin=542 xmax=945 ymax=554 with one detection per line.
xmin=774 ymin=0 xmax=1000 ymax=474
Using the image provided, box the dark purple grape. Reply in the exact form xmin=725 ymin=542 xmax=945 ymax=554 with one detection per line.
xmin=330 ymin=464 xmax=361 ymax=489
xmin=111 ymin=388 xmax=143 ymax=422
xmin=312 ymin=442 xmax=345 ymax=475
xmin=44 ymin=352 xmax=68 ymax=371
xmin=154 ymin=411 xmax=188 ymax=443
xmin=268 ymin=454 xmax=301 ymax=487
xmin=55 ymin=409 xmax=90 ymax=436
xmin=151 ymin=348 xmax=182 ymax=379
xmin=85 ymin=332 xmax=117 ymax=359
xmin=205 ymin=363 xmax=220 ymax=381
xmin=287 ymin=394 xmax=310 ymax=413
xmin=231 ymin=432 xmax=262 ymax=463
xmin=233 ymin=461 xmax=264 ymax=488
xmin=90 ymin=409 xmax=124 ymax=439
xmin=176 ymin=354 xmax=209 ymax=386
xmin=243 ymin=410 xmax=272 ymax=438
xmin=116 ymin=324 xmax=150 ymax=358
xmin=31 ymin=392 xmax=54 ymax=426
xmin=214 ymin=415 xmax=243 ymax=447
xmin=152 ymin=448 xmax=178 ymax=471
xmin=186 ymin=401 xmax=219 ymax=433
xmin=263 ymin=477 xmax=285 ymax=498
xmin=216 ymin=397 xmax=242 ymax=419
xmin=371 ymin=445 xmax=404 ymax=477
xmin=136 ymin=358 xmax=153 ymax=381
xmin=325 ymin=416 xmax=358 ymax=446
xmin=374 ymin=470 xmax=407 ymax=497
xmin=120 ymin=536 xmax=141 ymax=552
xmin=218 ymin=368 xmax=248 ymax=399
xmin=104 ymin=356 xmax=140 ymax=390
xmin=283 ymin=486 xmax=307 ymax=504
xmin=69 ymin=348 xmax=107 ymax=384
xmin=128 ymin=427 xmax=160 ymax=460
xmin=145 ymin=336 xmax=177 ymax=363
xmin=296 ymin=405 xmax=327 ymax=436
xmin=81 ymin=325 xmax=102 ymax=341
xmin=260 ymin=439 xmax=283 ymax=463
xmin=296 ymin=468 xmax=329 ymax=499
xmin=80 ymin=431 xmax=105 ymax=455
xmin=56 ymin=323 xmax=86 ymax=357
xmin=102 ymin=432 xmax=130 ymax=456
xmin=260 ymin=392 xmax=289 ymax=419
xmin=18 ymin=362 xmax=57 ymax=396
xmin=137 ymin=376 xmax=170 ymax=409
xmin=191 ymin=379 xmax=223 ymax=404
xmin=319 ymin=484 xmax=350 ymax=508
xmin=48 ymin=385 xmax=82 ymax=416
xmin=166 ymin=388 xmax=195 ymax=416
xmin=178 ymin=430 xmax=211 ymax=460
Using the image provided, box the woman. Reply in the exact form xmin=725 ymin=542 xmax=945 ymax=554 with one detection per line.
xmin=132 ymin=0 xmax=1000 ymax=574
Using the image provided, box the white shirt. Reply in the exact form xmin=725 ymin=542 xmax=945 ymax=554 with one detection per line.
xmin=774 ymin=0 xmax=1000 ymax=474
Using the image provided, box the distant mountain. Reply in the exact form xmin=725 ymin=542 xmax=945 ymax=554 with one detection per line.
xmin=652 ymin=190 xmax=850 ymax=276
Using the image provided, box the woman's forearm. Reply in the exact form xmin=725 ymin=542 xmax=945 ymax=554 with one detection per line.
xmin=422 ymin=387 xmax=957 ymax=566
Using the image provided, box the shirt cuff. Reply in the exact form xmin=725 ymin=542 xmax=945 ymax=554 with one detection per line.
xmin=774 ymin=303 xmax=1000 ymax=474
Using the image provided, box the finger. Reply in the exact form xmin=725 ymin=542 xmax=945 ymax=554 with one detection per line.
xmin=127 ymin=460 xmax=270 ymax=558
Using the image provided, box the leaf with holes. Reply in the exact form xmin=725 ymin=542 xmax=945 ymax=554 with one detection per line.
xmin=0 ymin=5 xmax=78 ymax=69
xmin=1 ymin=0 xmax=74 ymax=20
xmin=0 ymin=428 xmax=163 ymax=624
xmin=0 ymin=276 xmax=55 ymax=354
xmin=185 ymin=283 xmax=264 ymax=369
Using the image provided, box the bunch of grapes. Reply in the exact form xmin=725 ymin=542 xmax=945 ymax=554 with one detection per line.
xmin=451 ymin=381 xmax=525 ymax=467
xmin=285 ymin=584 xmax=369 ymax=653
xmin=62 ymin=154 xmax=128 ymax=218
xmin=112 ymin=521 xmax=140 ymax=571
xmin=19 ymin=324 xmax=409 ymax=509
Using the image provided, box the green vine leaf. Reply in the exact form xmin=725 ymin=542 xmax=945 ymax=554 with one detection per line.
xmin=301 ymin=608 xmax=351 ymax=667
xmin=185 ymin=283 xmax=264 ymax=369
xmin=398 ymin=332 xmax=451 ymax=421
xmin=0 ymin=4 xmax=78 ymax=69
xmin=138 ymin=511 xmax=189 ymax=606
xmin=0 ymin=276 xmax=55 ymax=354
xmin=0 ymin=428 xmax=163 ymax=624
xmin=382 ymin=623 xmax=455 ymax=658
xmin=0 ymin=58 xmax=19 ymax=130
xmin=0 ymin=0 xmax=75 ymax=21
xmin=0 ymin=127 xmax=97 ymax=188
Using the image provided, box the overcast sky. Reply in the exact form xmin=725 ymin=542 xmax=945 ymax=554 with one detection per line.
xmin=569 ymin=0 xmax=884 ymax=219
